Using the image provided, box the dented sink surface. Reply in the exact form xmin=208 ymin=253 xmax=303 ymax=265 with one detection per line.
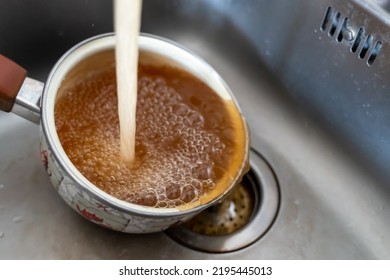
xmin=1 ymin=0 xmax=390 ymax=259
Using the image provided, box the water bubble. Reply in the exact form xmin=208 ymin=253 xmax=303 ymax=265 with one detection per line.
xmin=55 ymin=71 xmax=233 ymax=208
xmin=181 ymin=185 xmax=198 ymax=203
xmin=167 ymin=201 xmax=176 ymax=208
xmin=172 ymin=173 xmax=183 ymax=181
xmin=158 ymin=201 xmax=168 ymax=208
xmin=206 ymin=180 xmax=216 ymax=189
xmin=192 ymin=179 xmax=202 ymax=190
xmin=199 ymin=152 xmax=209 ymax=162
xmin=187 ymin=111 xmax=204 ymax=127
xmin=213 ymin=141 xmax=226 ymax=151
xmin=193 ymin=164 xmax=212 ymax=180
xmin=166 ymin=183 xmax=182 ymax=199
xmin=172 ymin=103 xmax=189 ymax=116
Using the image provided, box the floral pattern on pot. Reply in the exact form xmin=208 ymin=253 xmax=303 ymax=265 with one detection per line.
xmin=39 ymin=129 xmax=194 ymax=233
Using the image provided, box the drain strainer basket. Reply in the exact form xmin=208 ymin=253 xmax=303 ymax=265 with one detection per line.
xmin=166 ymin=150 xmax=280 ymax=253
xmin=184 ymin=175 xmax=256 ymax=236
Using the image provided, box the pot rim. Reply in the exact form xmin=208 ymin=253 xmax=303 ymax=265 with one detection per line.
xmin=41 ymin=32 xmax=250 ymax=218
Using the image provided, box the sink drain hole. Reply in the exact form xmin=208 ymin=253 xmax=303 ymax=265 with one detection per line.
xmin=166 ymin=150 xmax=280 ymax=253
xmin=184 ymin=172 xmax=257 ymax=236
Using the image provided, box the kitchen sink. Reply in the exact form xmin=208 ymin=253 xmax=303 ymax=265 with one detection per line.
xmin=1 ymin=0 xmax=390 ymax=259
xmin=369 ymin=0 xmax=390 ymax=13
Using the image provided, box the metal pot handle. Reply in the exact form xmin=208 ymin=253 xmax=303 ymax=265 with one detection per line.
xmin=0 ymin=54 xmax=43 ymax=124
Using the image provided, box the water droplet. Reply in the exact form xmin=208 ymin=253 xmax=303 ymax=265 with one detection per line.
xmin=0 ymin=184 xmax=4 ymax=189
xmin=13 ymin=216 xmax=23 ymax=223
xmin=0 ymin=232 xmax=4 ymax=238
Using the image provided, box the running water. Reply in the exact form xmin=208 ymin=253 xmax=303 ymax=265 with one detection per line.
xmin=114 ymin=0 xmax=142 ymax=163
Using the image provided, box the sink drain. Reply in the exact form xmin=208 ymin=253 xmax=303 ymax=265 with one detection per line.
xmin=166 ymin=149 xmax=280 ymax=253
xmin=184 ymin=174 xmax=256 ymax=235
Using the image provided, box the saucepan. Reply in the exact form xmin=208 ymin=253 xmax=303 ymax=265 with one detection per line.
xmin=0 ymin=33 xmax=249 ymax=233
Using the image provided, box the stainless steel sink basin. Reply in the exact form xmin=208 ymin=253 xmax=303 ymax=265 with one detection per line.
xmin=369 ymin=0 xmax=390 ymax=13
xmin=1 ymin=0 xmax=390 ymax=259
